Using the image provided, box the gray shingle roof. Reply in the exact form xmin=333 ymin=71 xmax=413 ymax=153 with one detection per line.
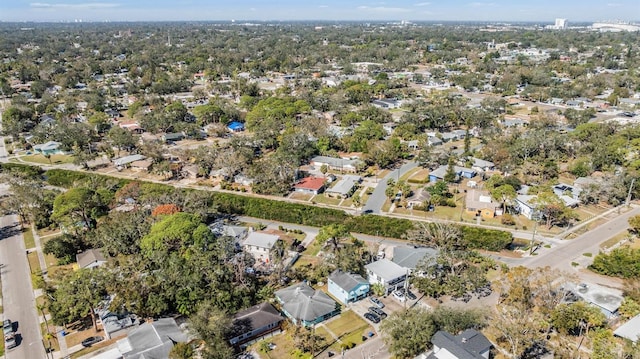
xmin=230 ymin=302 xmax=284 ymax=340
xmin=329 ymin=270 xmax=368 ymax=292
xmin=614 ymin=313 xmax=640 ymax=342
xmin=120 ymin=318 xmax=188 ymax=359
xmin=243 ymin=232 xmax=279 ymax=249
xmin=392 ymin=247 xmax=438 ymax=270
xmin=431 ymin=329 xmax=491 ymax=359
xmin=76 ymin=248 xmax=107 ymax=269
xmin=275 ymin=282 xmax=338 ymax=322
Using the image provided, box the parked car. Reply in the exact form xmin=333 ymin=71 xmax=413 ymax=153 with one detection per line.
xmin=81 ymin=336 xmax=104 ymax=347
xmin=4 ymin=334 xmax=17 ymax=349
xmin=406 ymin=290 xmax=417 ymax=301
xmin=392 ymin=290 xmax=406 ymax=302
xmin=364 ymin=312 xmax=380 ymax=324
xmin=369 ymin=296 xmax=384 ymax=309
xmin=368 ymin=307 xmax=387 ymax=319
xmin=3 ymin=319 xmax=13 ymax=337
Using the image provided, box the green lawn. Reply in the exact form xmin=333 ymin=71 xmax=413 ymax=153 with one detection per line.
xmin=21 ymin=154 xmax=74 ymax=165
xmin=27 ymin=251 xmax=41 ymax=274
xmin=324 ymin=311 xmax=370 ymax=351
xmin=23 ymin=226 xmax=36 ymax=249
xmin=311 ymin=195 xmax=342 ymax=206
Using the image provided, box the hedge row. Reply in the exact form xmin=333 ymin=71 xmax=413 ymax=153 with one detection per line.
xmin=461 ymin=226 xmax=513 ymax=251
xmin=1 ymin=164 xmax=512 ymax=250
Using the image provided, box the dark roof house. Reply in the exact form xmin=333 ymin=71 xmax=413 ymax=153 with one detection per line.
xmin=429 ymin=329 xmax=492 ymax=359
xmin=229 ymin=302 xmax=284 ymax=347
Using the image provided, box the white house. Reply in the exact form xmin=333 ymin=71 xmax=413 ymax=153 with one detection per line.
xmin=243 ymin=232 xmax=280 ymax=264
xmin=365 ymin=259 xmax=407 ymax=294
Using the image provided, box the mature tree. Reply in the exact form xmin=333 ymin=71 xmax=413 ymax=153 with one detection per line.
xmin=490 ymin=184 xmax=517 ymax=214
xmin=381 ymin=306 xmax=485 ymax=359
xmin=444 ymin=157 xmax=457 ymax=183
xmin=492 ymin=305 xmax=546 ymax=358
xmin=169 ymin=342 xmax=194 ymax=359
xmin=551 ymin=301 xmax=606 ymax=335
xmin=51 ymin=187 xmax=108 ymax=230
xmin=43 ymin=233 xmax=86 ymax=264
xmin=108 ymin=126 xmax=137 ymax=156
xmin=188 ymin=301 xmax=234 ymax=359
xmin=140 ymin=212 xmax=213 ymax=257
xmin=48 ymin=268 xmax=107 ymax=332
xmin=532 ymin=191 xmax=578 ymax=229
xmin=380 ymin=307 xmax=437 ymax=359
xmin=90 ymin=209 xmax=151 ymax=256
xmin=88 ymin=112 xmax=111 ymax=133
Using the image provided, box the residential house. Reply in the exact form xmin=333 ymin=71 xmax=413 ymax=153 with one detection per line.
xmin=469 ymin=157 xmax=495 ymax=172
xmin=371 ymin=99 xmax=400 ymax=109
xmin=114 ymin=154 xmax=146 ymax=168
xmin=130 ymin=159 xmax=153 ymax=172
xmin=563 ymin=282 xmax=623 ymax=319
xmin=553 ymin=183 xmax=582 ymax=201
xmin=325 ymin=175 xmax=361 ymax=198
xmin=465 ymin=190 xmax=501 ymax=219
xmin=427 ymin=136 xmax=443 ymax=147
xmin=275 ymin=282 xmax=340 ymax=327
xmin=243 ymin=232 xmax=280 ymax=264
xmin=162 ymin=132 xmax=185 ymax=143
xmin=429 ymin=165 xmax=476 ymax=183
xmin=310 ymin=155 xmax=362 ymax=173
xmin=392 ymin=246 xmax=439 ymax=274
xmin=614 ymin=313 xmax=640 ymax=343
xmin=327 ymin=270 xmax=370 ymax=304
xmin=117 ymin=318 xmax=188 ymax=359
xmin=33 ymin=141 xmax=62 ymax=155
xmin=501 ymin=118 xmax=528 ymax=128
xmin=365 ymin=259 xmax=407 ymax=294
xmin=76 ymin=248 xmax=107 ymax=269
xmin=99 ymin=311 xmax=135 ymax=340
xmin=428 ymin=329 xmax=492 ymax=359
xmin=382 ymin=122 xmax=398 ymax=135
xmin=228 ymin=121 xmax=245 ymax=132
xmin=229 ymin=302 xmax=284 ymax=347
xmin=514 ymin=195 xmax=539 ymax=220
xmin=293 ymin=176 xmax=326 ymax=195
xmin=406 ymin=188 xmax=431 ymax=208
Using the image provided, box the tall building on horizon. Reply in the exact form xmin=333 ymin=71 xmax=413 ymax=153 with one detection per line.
xmin=555 ymin=18 xmax=568 ymax=29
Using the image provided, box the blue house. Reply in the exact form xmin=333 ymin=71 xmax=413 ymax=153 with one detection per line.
xmin=228 ymin=121 xmax=245 ymax=132
xmin=328 ymin=270 xmax=370 ymax=304
xmin=33 ymin=141 xmax=63 ymax=156
xmin=428 ymin=165 xmax=476 ymax=183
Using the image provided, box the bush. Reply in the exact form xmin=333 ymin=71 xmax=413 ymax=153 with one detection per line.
xmin=590 ymin=246 xmax=640 ymax=278
xmin=582 ymin=252 xmax=592 ymax=257
xmin=501 ymin=214 xmax=515 ymax=226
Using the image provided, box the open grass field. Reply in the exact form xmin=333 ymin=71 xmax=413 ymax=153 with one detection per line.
xmin=21 ymin=154 xmax=74 ymax=165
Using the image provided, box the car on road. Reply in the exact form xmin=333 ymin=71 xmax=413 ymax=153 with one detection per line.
xmin=364 ymin=312 xmax=380 ymax=324
xmin=5 ymin=333 xmax=17 ymax=349
xmin=3 ymin=319 xmax=13 ymax=337
xmin=392 ymin=290 xmax=406 ymax=302
xmin=369 ymin=296 xmax=384 ymax=308
xmin=81 ymin=336 xmax=104 ymax=347
xmin=368 ymin=307 xmax=387 ymax=319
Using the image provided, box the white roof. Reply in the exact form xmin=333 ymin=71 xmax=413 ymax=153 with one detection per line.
xmin=243 ymin=232 xmax=279 ymax=249
xmin=365 ymin=259 xmax=407 ymax=282
xmin=614 ymin=313 xmax=640 ymax=342
xmin=113 ymin=154 xmax=146 ymax=167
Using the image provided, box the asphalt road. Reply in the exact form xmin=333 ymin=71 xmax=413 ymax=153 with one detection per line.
xmin=524 ymin=206 xmax=640 ymax=270
xmin=362 ymin=161 xmax=418 ymax=214
xmin=0 ymin=215 xmax=45 ymax=359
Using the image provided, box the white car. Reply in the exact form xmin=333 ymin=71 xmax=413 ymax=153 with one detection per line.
xmin=392 ymin=290 xmax=406 ymax=302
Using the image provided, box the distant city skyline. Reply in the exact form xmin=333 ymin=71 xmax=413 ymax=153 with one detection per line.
xmin=0 ymin=0 xmax=638 ymax=23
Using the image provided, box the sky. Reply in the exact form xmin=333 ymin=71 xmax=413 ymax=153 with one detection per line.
xmin=0 ymin=0 xmax=638 ymax=23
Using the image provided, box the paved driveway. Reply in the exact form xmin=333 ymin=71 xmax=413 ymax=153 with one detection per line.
xmin=362 ymin=162 xmax=418 ymax=214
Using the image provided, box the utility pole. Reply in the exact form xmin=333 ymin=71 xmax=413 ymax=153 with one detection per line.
xmin=626 ymin=178 xmax=635 ymax=207
xmin=530 ymin=217 xmax=538 ymax=255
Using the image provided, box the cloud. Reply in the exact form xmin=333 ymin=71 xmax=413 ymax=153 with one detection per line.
xmin=30 ymin=2 xmax=120 ymax=9
xmin=414 ymin=2 xmax=431 ymax=6
xmin=357 ymin=5 xmax=411 ymax=13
